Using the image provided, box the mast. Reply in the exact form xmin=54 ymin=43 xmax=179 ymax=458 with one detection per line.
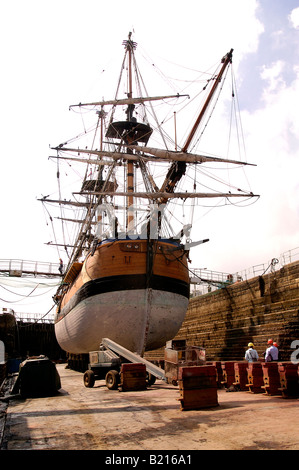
xmin=126 ymin=32 xmax=135 ymax=231
xmin=182 ymin=48 xmax=233 ymax=152
xmin=105 ymin=32 xmax=153 ymax=233
xmin=97 ymin=107 xmax=105 ymax=237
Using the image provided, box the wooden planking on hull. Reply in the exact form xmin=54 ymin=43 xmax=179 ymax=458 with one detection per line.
xmin=59 ymin=239 xmax=189 ymax=312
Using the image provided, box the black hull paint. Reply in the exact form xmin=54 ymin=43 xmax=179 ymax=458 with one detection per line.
xmin=56 ymin=273 xmax=190 ymax=322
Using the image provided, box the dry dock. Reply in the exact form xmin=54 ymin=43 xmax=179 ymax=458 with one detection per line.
xmin=1 ymin=363 xmax=298 ymax=451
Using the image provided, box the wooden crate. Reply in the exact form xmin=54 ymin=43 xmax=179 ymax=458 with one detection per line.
xmin=178 ymin=365 xmax=218 ymax=410
xmin=120 ymin=363 xmax=147 ymax=392
xmin=179 ymin=388 xmax=218 ymax=411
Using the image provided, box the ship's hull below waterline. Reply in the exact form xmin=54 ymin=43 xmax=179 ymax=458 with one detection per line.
xmin=54 ymin=288 xmax=189 ymax=354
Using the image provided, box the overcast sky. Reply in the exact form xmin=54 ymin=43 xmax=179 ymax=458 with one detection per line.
xmin=1 ymin=0 xmax=299 ymax=314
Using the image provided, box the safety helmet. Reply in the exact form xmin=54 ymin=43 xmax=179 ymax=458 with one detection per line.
xmin=248 ymin=342 xmax=254 ymax=347
xmin=273 ymin=342 xmax=278 ymax=347
xmin=267 ymin=339 xmax=273 ymax=345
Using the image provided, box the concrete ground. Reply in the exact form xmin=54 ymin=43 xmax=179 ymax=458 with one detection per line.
xmin=1 ymin=363 xmax=299 ymax=451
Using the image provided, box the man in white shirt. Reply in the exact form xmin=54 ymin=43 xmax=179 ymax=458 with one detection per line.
xmin=265 ymin=339 xmax=279 ymax=362
xmin=245 ymin=342 xmax=259 ymax=362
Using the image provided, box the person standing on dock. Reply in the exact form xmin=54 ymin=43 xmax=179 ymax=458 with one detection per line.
xmin=265 ymin=339 xmax=279 ymax=362
xmin=59 ymin=258 xmax=64 ymax=274
xmin=273 ymin=342 xmax=281 ymax=360
xmin=245 ymin=342 xmax=259 ymax=362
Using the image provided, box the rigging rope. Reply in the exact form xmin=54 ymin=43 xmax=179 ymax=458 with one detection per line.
xmin=189 ymin=66 xmax=231 ymax=153
xmin=0 ymin=282 xmax=58 ymax=304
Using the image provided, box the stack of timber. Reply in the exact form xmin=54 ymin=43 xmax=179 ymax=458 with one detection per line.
xmin=119 ymin=363 xmax=147 ymax=392
xmin=178 ymin=365 xmax=218 ymax=411
xmin=172 ymin=260 xmax=299 ymax=362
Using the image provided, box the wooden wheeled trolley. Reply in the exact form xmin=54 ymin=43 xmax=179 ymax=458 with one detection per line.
xmin=83 ymin=338 xmax=166 ymax=390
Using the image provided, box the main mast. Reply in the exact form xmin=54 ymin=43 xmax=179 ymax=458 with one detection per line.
xmin=126 ymin=33 xmax=135 ymax=231
xmin=105 ymin=32 xmax=153 ymax=233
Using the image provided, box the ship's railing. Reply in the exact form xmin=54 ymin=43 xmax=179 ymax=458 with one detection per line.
xmin=280 ymin=246 xmax=299 ymax=265
xmin=1 ymin=308 xmax=55 ymax=324
xmin=190 ymin=268 xmax=236 ymax=285
xmin=0 ymin=259 xmax=62 ymax=278
xmin=233 ymin=263 xmax=270 ymax=282
xmin=15 ymin=312 xmax=55 ymax=323
xmin=233 ymin=246 xmax=299 ymax=282
xmin=190 ymin=268 xmax=238 ymax=297
xmin=191 ymin=246 xmax=299 ymax=297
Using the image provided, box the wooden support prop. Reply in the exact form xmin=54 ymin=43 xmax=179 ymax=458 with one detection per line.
xmin=261 ymin=362 xmax=282 ymax=396
xmin=278 ymin=362 xmax=299 ymax=398
xmin=246 ymin=362 xmax=264 ymax=393
xmin=221 ymin=361 xmax=236 ymax=388
xmin=207 ymin=361 xmax=224 ymax=388
xmin=233 ymin=362 xmax=249 ymax=391
xmin=120 ymin=363 xmax=147 ymax=392
xmin=178 ymin=365 xmax=218 ymax=411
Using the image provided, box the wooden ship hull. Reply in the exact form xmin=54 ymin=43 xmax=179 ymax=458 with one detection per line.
xmin=54 ymin=239 xmax=190 ymax=354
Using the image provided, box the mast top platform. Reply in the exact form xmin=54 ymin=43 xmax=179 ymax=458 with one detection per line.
xmin=122 ymin=31 xmax=137 ymax=50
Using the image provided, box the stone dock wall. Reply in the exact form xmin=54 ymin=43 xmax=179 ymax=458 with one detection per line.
xmin=147 ymin=260 xmax=299 ymax=362
xmin=177 ymin=260 xmax=299 ymax=361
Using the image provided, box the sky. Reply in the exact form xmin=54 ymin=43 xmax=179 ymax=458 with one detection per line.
xmin=0 ymin=0 xmax=299 ymax=316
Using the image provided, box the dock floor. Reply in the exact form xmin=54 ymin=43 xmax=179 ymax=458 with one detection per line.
xmin=1 ymin=363 xmax=299 ymax=451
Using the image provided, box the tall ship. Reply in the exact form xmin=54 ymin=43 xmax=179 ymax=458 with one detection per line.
xmin=41 ymin=33 xmax=257 ymax=357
